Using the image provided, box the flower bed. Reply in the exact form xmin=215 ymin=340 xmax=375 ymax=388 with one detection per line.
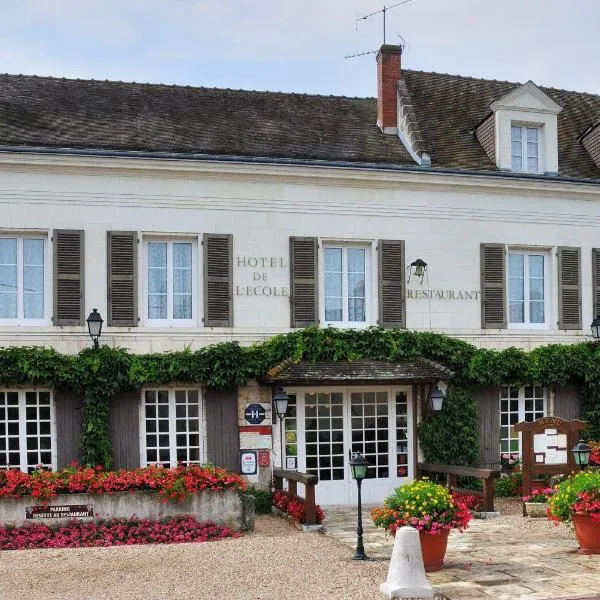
xmin=0 ymin=465 xmax=252 ymax=530
xmin=272 ymin=490 xmax=324 ymax=525
xmin=0 ymin=516 xmax=238 ymax=550
xmin=452 ymin=491 xmax=484 ymax=513
xmin=0 ymin=464 xmax=246 ymax=504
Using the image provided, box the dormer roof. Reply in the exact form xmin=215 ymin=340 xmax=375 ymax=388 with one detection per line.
xmin=489 ymin=80 xmax=563 ymax=115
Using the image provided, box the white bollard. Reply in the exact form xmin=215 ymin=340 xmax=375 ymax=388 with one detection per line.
xmin=380 ymin=526 xmax=434 ymax=599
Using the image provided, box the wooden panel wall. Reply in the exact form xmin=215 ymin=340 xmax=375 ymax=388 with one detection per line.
xmin=55 ymin=390 xmax=83 ymax=468
xmin=109 ymin=391 xmax=140 ymax=470
xmin=553 ymin=385 xmax=582 ymax=421
xmin=205 ymin=388 xmax=240 ymax=473
xmin=474 ymin=386 xmax=501 ymax=468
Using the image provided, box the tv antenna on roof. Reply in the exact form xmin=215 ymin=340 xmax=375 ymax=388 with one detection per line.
xmin=345 ymin=1 xmax=411 ymax=59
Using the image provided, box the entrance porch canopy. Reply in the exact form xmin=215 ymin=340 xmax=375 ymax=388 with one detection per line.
xmin=263 ymin=358 xmax=454 ymax=387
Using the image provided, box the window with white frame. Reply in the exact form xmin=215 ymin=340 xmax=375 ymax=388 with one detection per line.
xmin=141 ymin=389 xmax=204 ymax=467
xmin=511 ymin=125 xmax=541 ymax=173
xmin=145 ymin=239 xmax=195 ymax=325
xmin=0 ymin=390 xmax=55 ymax=472
xmin=0 ymin=237 xmax=46 ymax=323
xmin=499 ymin=385 xmax=546 ymax=456
xmin=508 ymin=251 xmax=548 ymax=327
xmin=323 ymin=245 xmax=369 ymax=325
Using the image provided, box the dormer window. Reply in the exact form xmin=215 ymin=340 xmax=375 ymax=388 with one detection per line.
xmin=511 ymin=125 xmax=540 ymax=173
xmin=475 ymin=81 xmax=562 ymax=175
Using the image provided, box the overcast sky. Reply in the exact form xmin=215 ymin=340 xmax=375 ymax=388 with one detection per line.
xmin=1 ymin=0 xmax=598 ymax=97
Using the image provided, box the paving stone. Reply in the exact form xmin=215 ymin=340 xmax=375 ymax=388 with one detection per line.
xmin=323 ymin=503 xmax=600 ymax=600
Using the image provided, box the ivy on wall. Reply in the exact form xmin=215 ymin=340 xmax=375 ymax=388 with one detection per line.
xmin=417 ymin=387 xmax=479 ymax=466
xmin=1 ymin=327 xmax=599 ymax=467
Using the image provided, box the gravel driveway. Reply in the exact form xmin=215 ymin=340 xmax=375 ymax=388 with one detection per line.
xmin=0 ymin=516 xmax=401 ymax=600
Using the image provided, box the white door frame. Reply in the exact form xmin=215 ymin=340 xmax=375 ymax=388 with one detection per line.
xmin=283 ymin=385 xmax=414 ymax=505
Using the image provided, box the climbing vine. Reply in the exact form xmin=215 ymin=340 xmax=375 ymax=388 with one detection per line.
xmin=417 ymin=387 xmax=479 ymax=466
xmin=1 ymin=327 xmax=599 ymax=467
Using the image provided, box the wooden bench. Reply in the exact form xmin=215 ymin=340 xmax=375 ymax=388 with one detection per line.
xmin=417 ymin=463 xmax=502 ymax=512
xmin=272 ymin=468 xmax=319 ymax=525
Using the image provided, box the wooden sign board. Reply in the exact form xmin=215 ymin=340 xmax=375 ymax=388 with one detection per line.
xmin=514 ymin=417 xmax=586 ymax=515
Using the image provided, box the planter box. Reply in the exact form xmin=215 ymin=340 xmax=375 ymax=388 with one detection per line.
xmin=0 ymin=490 xmax=255 ymax=532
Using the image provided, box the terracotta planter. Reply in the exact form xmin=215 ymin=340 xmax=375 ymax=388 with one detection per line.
xmin=390 ymin=527 xmax=450 ymax=571
xmin=419 ymin=528 xmax=450 ymax=572
xmin=524 ymin=502 xmax=548 ymax=518
xmin=572 ymin=512 xmax=600 ymax=554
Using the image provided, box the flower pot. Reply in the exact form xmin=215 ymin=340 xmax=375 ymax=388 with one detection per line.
xmin=419 ymin=529 xmax=450 ymax=572
xmin=389 ymin=527 xmax=450 ymax=571
xmin=573 ymin=513 xmax=600 ymax=554
xmin=524 ymin=502 xmax=548 ymax=518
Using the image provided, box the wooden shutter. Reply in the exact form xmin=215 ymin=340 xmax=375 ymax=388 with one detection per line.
xmin=480 ymin=243 xmax=506 ymax=329
xmin=205 ymin=388 xmax=240 ymax=473
xmin=203 ymin=233 xmax=233 ymax=327
xmin=107 ymin=231 xmax=138 ymax=327
xmin=593 ymin=248 xmax=600 ymax=320
xmin=53 ymin=230 xmax=84 ymax=326
xmin=109 ymin=391 xmax=141 ymax=470
xmin=558 ymin=246 xmax=581 ymax=330
xmin=289 ymin=237 xmax=318 ymax=328
xmin=55 ymin=391 xmax=83 ymax=469
xmin=553 ymin=385 xmax=581 ymax=421
xmin=378 ymin=239 xmax=405 ymax=328
xmin=474 ymin=386 xmax=501 ymax=469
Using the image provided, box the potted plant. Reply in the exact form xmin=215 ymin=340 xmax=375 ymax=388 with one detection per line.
xmin=370 ymin=478 xmax=471 ymax=571
xmin=523 ymin=487 xmax=555 ymax=518
xmin=547 ymin=470 xmax=600 ymax=554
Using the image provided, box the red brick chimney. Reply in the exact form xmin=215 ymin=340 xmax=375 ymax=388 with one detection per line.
xmin=377 ymin=44 xmax=403 ymax=134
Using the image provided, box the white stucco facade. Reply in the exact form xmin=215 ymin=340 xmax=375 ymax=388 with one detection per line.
xmin=0 ymin=151 xmax=598 ymax=353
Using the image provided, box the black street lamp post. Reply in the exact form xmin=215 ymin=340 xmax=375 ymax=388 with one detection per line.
xmin=349 ymin=452 xmax=370 ymax=560
xmin=273 ymin=387 xmax=289 ymax=469
xmin=86 ymin=309 xmax=104 ymax=349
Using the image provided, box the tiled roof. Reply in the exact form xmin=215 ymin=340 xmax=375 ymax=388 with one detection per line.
xmin=263 ymin=358 xmax=453 ymax=386
xmin=0 ymin=70 xmax=599 ymax=180
xmin=401 ymin=71 xmax=600 ymax=180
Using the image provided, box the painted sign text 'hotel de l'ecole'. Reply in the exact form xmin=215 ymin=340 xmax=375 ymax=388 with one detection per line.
xmin=235 ymin=255 xmax=479 ymax=300
xmin=0 ymin=42 xmax=599 ymax=504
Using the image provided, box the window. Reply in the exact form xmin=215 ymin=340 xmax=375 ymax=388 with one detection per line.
xmin=140 ymin=389 xmax=204 ymax=467
xmin=145 ymin=239 xmax=196 ymax=325
xmin=0 ymin=390 xmax=55 ymax=472
xmin=0 ymin=236 xmax=46 ymax=323
xmin=323 ymin=245 xmax=369 ymax=325
xmin=508 ymin=251 xmax=548 ymax=327
xmin=511 ymin=125 xmax=540 ymax=173
xmin=500 ymin=385 xmax=546 ymax=456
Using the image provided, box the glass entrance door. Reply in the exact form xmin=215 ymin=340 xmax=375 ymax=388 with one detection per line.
xmin=285 ymin=387 xmax=413 ymax=505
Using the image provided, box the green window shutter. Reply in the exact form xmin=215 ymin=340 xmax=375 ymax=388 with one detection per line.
xmin=558 ymin=246 xmax=581 ymax=330
xmin=203 ymin=233 xmax=233 ymax=327
xmin=107 ymin=231 xmax=138 ymax=327
xmin=289 ymin=237 xmax=319 ymax=328
xmin=377 ymin=239 xmax=405 ymax=328
xmin=53 ymin=229 xmax=84 ymax=326
xmin=480 ymin=243 xmax=506 ymax=329
xmin=593 ymin=248 xmax=600 ymax=320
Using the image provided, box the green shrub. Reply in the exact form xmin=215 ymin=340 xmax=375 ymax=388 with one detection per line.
xmin=494 ymin=472 xmax=523 ymax=497
xmin=245 ymin=486 xmax=273 ymax=514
